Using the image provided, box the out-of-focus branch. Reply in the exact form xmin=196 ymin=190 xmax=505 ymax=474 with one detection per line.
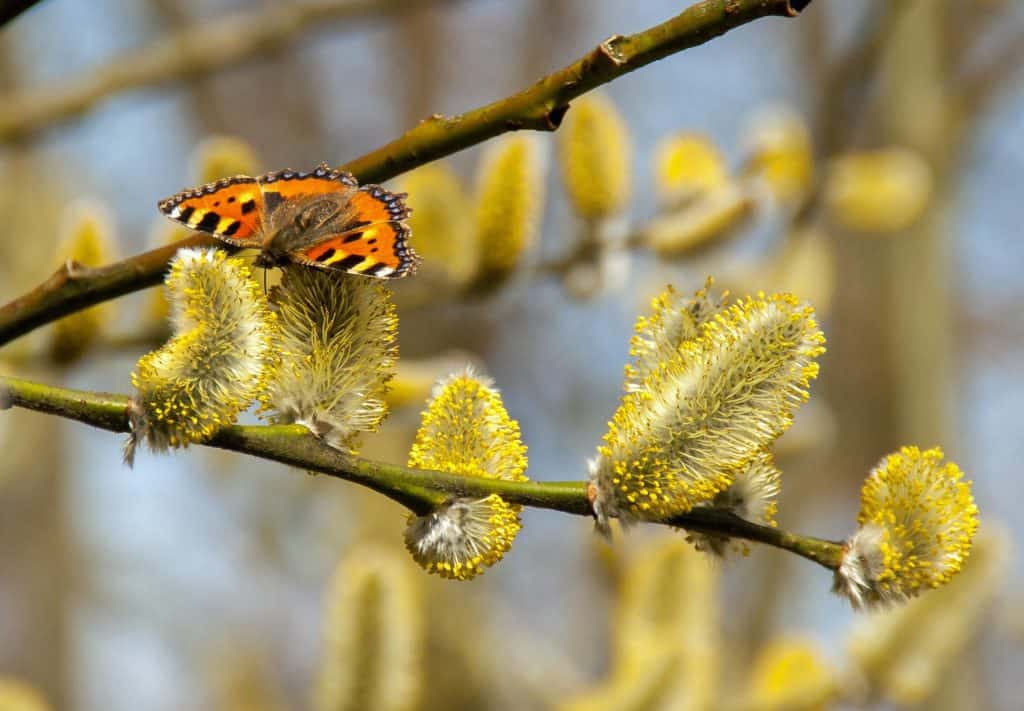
xmin=0 ymin=374 xmax=844 ymax=570
xmin=0 ymin=0 xmax=812 ymax=346
xmin=809 ymin=1 xmax=896 ymax=157
xmin=0 ymin=0 xmax=453 ymax=143
xmin=957 ymin=25 xmax=1024 ymax=113
xmin=0 ymin=0 xmax=43 ymax=27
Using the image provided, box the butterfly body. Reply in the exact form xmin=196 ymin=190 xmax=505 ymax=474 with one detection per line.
xmin=158 ymin=163 xmax=418 ymax=278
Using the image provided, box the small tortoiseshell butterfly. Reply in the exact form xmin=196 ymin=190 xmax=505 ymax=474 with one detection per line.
xmin=158 ymin=163 xmax=418 ymax=278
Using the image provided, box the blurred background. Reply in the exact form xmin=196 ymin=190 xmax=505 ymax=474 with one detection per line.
xmin=1 ymin=0 xmax=1023 ymax=709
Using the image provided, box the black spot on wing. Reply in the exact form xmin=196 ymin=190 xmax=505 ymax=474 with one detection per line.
xmin=222 ymin=220 xmax=242 ymax=237
xmin=315 ymin=248 xmax=336 ymax=263
xmin=241 ymin=199 xmax=257 ymax=214
xmin=342 ymin=232 xmax=364 ymax=244
xmin=195 ymin=211 xmax=221 ymax=233
xmin=177 ymin=206 xmax=195 ymax=224
xmin=263 ymin=192 xmax=284 ymax=213
xmin=334 ymin=254 xmax=366 ymax=272
xmin=361 ymin=262 xmax=387 ymax=277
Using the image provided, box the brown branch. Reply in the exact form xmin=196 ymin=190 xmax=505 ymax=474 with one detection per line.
xmin=0 ymin=235 xmax=219 ymax=346
xmin=0 ymin=0 xmax=455 ymax=143
xmin=346 ymin=0 xmax=809 ymax=183
xmin=0 ymin=0 xmax=811 ymax=347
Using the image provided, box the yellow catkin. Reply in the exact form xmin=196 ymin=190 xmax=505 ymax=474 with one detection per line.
xmin=771 ymin=227 xmax=836 ymax=318
xmin=593 ymin=292 xmax=825 ymax=527
xmin=385 ymin=352 xmax=481 ymax=410
xmin=555 ymin=656 xmax=678 ymax=711
xmin=745 ymin=106 xmax=814 ymax=205
xmin=192 ymin=135 xmax=259 ymax=183
xmin=857 ymin=446 xmax=978 ymax=600
xmin=144 ymin=222 xmax=192 ymax=328
xmin=396 ymin=163 xmax=477 ymax=288
xmin=50 ymin=202 xmax=118 ymax=363
xmin=260 ymin=267 xmax=397 ymax=451
xmin=743 ymin=639 xmax=837 ymax=711
xmin=625 ymin=279 xmax=724 ymax=391
xmin=559 ymin=93 xmax=632 ymax=219
xmin=558 ymin=539 xmax=718 ymax=711
xmin=825 ymin=147 xmax=932 ymax=234
xmin=848 ymin=528 xmax=1007 ymax=705
xmin=208 ymin=652 xmax=288 ymax=711
xmin=617 ymin=541 xmax=718 ymax=709
xmin=653 ymin=133 xmax=729 ymax=208
xmin=473 ymin=134 xmax=546 ymax=281
xmin=404 ymin=370 xmax=528 ymax=580
xmin=126 ymin=248 xmax=277 ymax=461
xmin=644 ymin=182 xmax=754 ymax=257
xmin=148 ymin=136 xmax=259 ymax=326
xmin=314 ymin=548 xmax=422 ymax=711
xmin=0 ymin=679 xmax=50 ymax=711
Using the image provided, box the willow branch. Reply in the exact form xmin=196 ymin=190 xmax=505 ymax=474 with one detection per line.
xmin=0 ymin=0 xmax=43 ymax=27
xmin=346 ymin=0 xmax=809 ymax=183
xmin=0 ymin=0 xmax=453 ymax=143
xmin=0 ymin=374 xmax=843 ymax=570
xmin=0 ymin=0 xmax=811 ymax=347
xmin=0 ymin=235 xmax=219 ymax=346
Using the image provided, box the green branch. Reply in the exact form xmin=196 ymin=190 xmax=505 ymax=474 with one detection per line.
xmin=0 ymin=374 xmax=843 ymax=570
xmin=0 ymin=0 xmax=811 ymax=348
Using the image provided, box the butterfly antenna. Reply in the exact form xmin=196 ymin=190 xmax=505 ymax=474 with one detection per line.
xmin=262 ymin=266 xmax=268 ymax=295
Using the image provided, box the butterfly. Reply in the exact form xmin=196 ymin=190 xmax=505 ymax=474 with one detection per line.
xmin=158 ymin=163 xmax=418 ymax=278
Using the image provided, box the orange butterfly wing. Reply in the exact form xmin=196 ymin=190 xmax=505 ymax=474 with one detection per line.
xmin=257 ymin=163 xmax=358 ymax=206
xmin=158 ymin=164 xmax=418 ymax=279
xmin=157 ymin=175 xmax=264 ymax=246
xmin=295 ymin=186 xmax=419 ymax=278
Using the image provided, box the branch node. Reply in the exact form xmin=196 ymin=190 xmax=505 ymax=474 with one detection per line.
xmin=547 ymin=104 xmax=570 ymax=129
xmin=598 ymin=35 xmax=628 ymax=65
xmin=784 ymin=0 xmax=812 ymax=16
xmin=64 ymin=258 xmax=99 ymax=280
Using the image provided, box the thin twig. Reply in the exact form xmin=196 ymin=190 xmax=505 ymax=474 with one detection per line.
xmin=0 ymin=0 xmax=811 ymax=347
xmin=0 ymin=0 xmax=454 ymax=143
xmin=0 ymin=373 xmax=844 ymax=570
